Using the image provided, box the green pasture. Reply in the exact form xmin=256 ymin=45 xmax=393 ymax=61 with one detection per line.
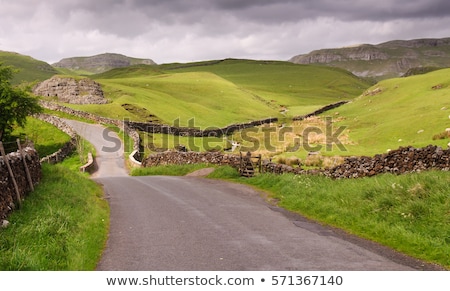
xmin=61 ymin=59 xmax=371 ymax=128
xmin=0 ymin=51 xmax=57 ymax=84
xmin=323 ymin=68 xmax=450 ymax=156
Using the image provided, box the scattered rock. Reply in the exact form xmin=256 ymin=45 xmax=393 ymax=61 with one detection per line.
xmin=364 ymin=87 xmax=383 ymax=96
xmin=1 ymin=220 xmax=9 ymax=228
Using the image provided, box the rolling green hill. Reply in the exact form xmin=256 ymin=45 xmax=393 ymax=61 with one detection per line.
xmin=75 ymin=59 xmax=370 ymax=128
xmin=161 ymin=59 xmax=369 ymax=115
xmin=52 ymin=53 xmax=156 ymax=75
xmin=0 ymin=51 xmax=58 ymax=84
xmin=324 ymin=68 xmax=450 ymax=156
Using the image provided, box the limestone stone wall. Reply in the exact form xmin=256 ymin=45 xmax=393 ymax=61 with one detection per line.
xmin=324 ymin=145 xmax=450 ymax=179
xmin=142 ymin=145 xmax=450 ymax=179
xmin=0 ymin=147 xmax=41 ymax=219
xmin=142 ymin=151 xmax=240 ymax=168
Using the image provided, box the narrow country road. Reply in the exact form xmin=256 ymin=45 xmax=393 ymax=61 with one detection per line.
xmin=65 ymin=119 xmax=426 ymax=271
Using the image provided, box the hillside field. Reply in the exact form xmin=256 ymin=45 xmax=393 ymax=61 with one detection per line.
xmin=0 ymin=51 xmax=58 ymax=84
xmin=71 ymin=59 xmax=371 ymax=128
xmin=324 ymin=68 xmax=450 ymax=156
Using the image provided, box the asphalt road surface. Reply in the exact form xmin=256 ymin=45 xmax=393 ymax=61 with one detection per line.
xmin=65 ymin=119 xmax=430 ymax=271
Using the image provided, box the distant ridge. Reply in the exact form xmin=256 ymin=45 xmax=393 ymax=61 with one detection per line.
xmin=52 ymin=53 xmax=157 ymax=74
xmin=290 ymin=37 xmax=450 ymax=80
xmin=0 ymin=50 xmax=58 ymax=84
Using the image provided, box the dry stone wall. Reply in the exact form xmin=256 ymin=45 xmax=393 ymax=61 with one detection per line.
xmin=323 ymin=145 xmax=450 ymax=179
xmin=0 ymin=147 xmax=41 ymax=219
xmin=142 ymin=151 xmax=240 ymax=168
xmin=127 ymin=117 xmax=278 ymax=137
xmin=292 ymin=101 xmax=349 ymax=121
xmin=142 ymin=145 xmax=450 ymax=179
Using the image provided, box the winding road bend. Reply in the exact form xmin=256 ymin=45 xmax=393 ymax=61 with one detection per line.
xmin=65 ymin=119 xmax=426 ymax=271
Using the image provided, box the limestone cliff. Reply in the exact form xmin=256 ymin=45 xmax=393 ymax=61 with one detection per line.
xmin=290 ymin=38 xmax=450 ymax=79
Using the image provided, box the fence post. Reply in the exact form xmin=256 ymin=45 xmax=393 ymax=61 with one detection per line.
xmin=258 ymin=154 xmax=262 ymax=173
xmin=0 ymin=141 xmax=22 ymax=209
xmin=17 ymin=138 xmax=34 ymax=191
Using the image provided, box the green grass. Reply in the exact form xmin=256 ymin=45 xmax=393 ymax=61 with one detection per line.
xmin=211 ymin=167 xmax=450 ymax=269
xmin=163 ymin=59 xmax=370 ymax=114
xmin=93 ymin=71 xmax=282 ymax=128
xmin=131 ymin=163 xmax=213 ymax=176
xmin=2 ymin=115 xmax=106 ymax=270
xmin=140 ymin=132 xmax=226 ymax=156
xmin=0 ymin=51 xmax=57 ymax=84
xmin=322 ymin=68 xmax=450 ymax=156
xmin=0 ymin=162 xmax=109 ymax=270
xmin=12 ymin=117 xmax=71 ymax=157
xmin=60 ymin=59 xmax=370 ymax=128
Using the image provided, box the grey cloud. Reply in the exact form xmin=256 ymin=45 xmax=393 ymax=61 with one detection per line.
xmin=2 ymin=0 xmax=450 ymax=64
xmin=32 ymin=0 xmax=450 ymax=36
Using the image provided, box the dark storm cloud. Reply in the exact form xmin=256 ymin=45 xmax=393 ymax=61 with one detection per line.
xmin=1 ymin=0 xmax=450 ymax=64
xmin=48 ymin=0 xmax=450 ymax=37
xmin=27 ymin=0 xmax=450 ymax=33
xmin=210 ymin=0 xmax=450 ymax=22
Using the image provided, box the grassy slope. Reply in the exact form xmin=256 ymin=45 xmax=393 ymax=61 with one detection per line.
xmin=324 ymin=68 xmax=450 ymax=156
xmin=0 ymin=163 xmax=109 ymax=270
xmin=67 ymin=60 xmax=371 ymax=128
xmin=94 ymin=70 xmax=282 ymax=128
xmin=162 ymin=59 xmax=370 ymax=116
xmin=12 ymin=117 xmax=71 ymax=157
xmin=0 ymin=51 xmax=58 ymax=84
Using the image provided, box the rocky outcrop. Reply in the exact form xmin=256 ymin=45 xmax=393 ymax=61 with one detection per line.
xmin=52 ymin=53 xmax=156 ymax=74
xmin=33 ymin=76 xmax=107 ymax=104
xmin=292 ymin=45 xmax=389 ymax=64
xmin=290 ymin=37 xmax=450 ymax=79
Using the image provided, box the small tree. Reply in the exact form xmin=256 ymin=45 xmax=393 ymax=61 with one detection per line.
xmin=0 ymin=63 xmax=42 ymax=141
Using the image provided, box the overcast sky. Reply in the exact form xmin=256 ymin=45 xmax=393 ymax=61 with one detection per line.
xmin=1 ymin=0 xmax=450 ymax=64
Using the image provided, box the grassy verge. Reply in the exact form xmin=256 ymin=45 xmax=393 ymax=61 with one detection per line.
xmin=209 ymin=167 xmax=450 ymax=269
xmin=0 ymin=161 xmax=109 ymax=270
xmin=131 ymin=163 xmax=213 ymax=176
xmin=12 ymin=117 xmax=71 ymax=157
